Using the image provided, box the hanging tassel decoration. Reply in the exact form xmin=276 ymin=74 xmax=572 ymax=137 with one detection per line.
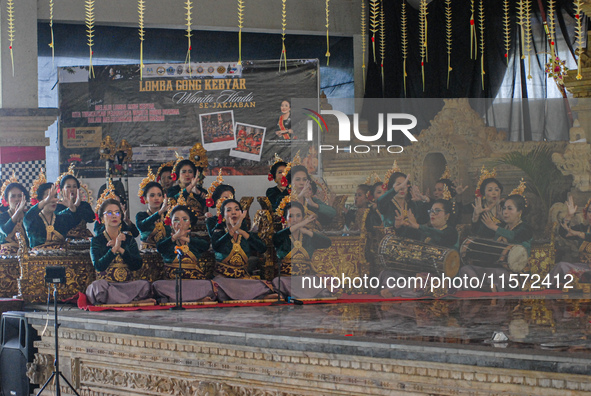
xmin=85 ymin=0 xmax=95 ymax=78
xmin=547 ymin=0 xmax=556 ymax=60
xmin=184 ymin=0 xmax=193 ymax=71
xmin=503 ymin=0 xmax=510 ymax=64
xmin=6 ymin=0 xmax=14 ymax=76
xmin=419 ymin=0 xmax=427 ymax=91
xmin=479 ymin=0 xmax=485 ymax=90
xmin=325 ymin=0 xmax=330 ymax=66
xmin=49 ymin=0 xmax=55 ymax=65
xmin=138 ymin=0 xmax=145 ymax=79
xmin=279 ymin=0 xmax=287 ymax=72
xmin=361 ymin=0 xmax=367 ymax=90
xmin=574 ymin=0 xmax=584 ymax=80
xmin=445 ymin=0 xmax=452 ymax=89
xmin=379 ymin=0 xmax=386 ymax=96
xmin=524 ymin=0 xmax=533 ymax=79
xmin=517 ymin=0 xmax=526 ymax=62
xmin=369 ymin=0 xmax=379 ymax=63
xmin=422 ymin=0 xmax=429 ymax=63
xmin=237 ymin=0 xmax=244 ymax=65
xmin=401 ymin=0 xmax=408 ymax=97
xmin=543 ymin=0 xmax=568 ymax=86
xmin=469 ymin=0 xmax=477 ymax=59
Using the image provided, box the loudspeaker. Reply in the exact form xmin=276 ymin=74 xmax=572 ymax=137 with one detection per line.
xmin=0 ymin=311 xmax=39 ymax=396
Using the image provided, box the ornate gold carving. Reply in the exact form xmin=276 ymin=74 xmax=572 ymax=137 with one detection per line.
xmin=0 ymin=256 xmax=19 ymax=298
xmin=552 ymin=139 xmax=591 ymax=192
xmin=100 ymin=135 xmax=117 ymax=161
xmin=117 ymin=139 xmax=133 ymax=161
xmin=257 ymin=196 xmax=273 ymax=212
xmin=323 ymin=194 xmax=347 ymax=231
xmin=26 ymin=353 xmax=53 ymax=386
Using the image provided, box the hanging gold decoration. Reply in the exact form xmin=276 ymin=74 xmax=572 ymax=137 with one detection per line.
xmin=379 ymin=0 xmax=386 ymax=95
xmin=469 ymin=0 xmax=477 ymax=59
xmin=401 ymin=0 xmax=408 ymax=97
xmin=6 ymin=0 xmax=14 ymax=76
xmin=517 ymin=0 xmax=526 ymax=62
xmin=419 ymin=0 xmax=427 ymax=91
xmin=184 ymin=0 xmax=193 ymax=70
xmin=445 ymin=0 xmax=452 ymax=89
xmin=574 ymin=0 xmax=584 ymax=80
xmin=544 ymin=0 xmax=569 ymax=86
xmin=503 ymin=0 xmax=510 ymax=64
xmin=237 ymin=0 xmax=244 ymax=65
xmin=138 ymin=0 xmax=145 ymax=80
xmin=279 ymin=0 xmax=287 ymax=72
xmin=524 ymin=0 xmax=533 ymax=79
xmin=49 ymin=0 xmax=55 ymax=64
xmin=547 ymin=0 xmax=556 ymax=60
xmin=325 ymin=0 xmax=330 ymax=66
xmin=85 ymin=0 xmax=95 ymax=78
xmin=361 ymin=0 xmax=367 ymax=90
xmin=369 ymin=0 xmax=379 ymax=63
xmin=479 ymin=0 xmax=485 ymax=90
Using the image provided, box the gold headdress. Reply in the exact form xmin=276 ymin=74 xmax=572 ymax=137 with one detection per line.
xmin=365 ymin=171 xmax=382 ymax=185
xmin=166 ymin=193 xmax=191 ymax=219
xmin=280 ymin=150 xmax=301 ymax=189
xmin=56 ymin=163 xmax=77 ymax=188
xmin=138 ymin=166 xmax=157 ymax=203
xmin=189 ymin=142 xmax=208 ymax=169
xmin=475 ymin=166 xmax=497 ymax=197
xmin=440 ymin=165 xmax=451 ymax=180
xmin=275 ymin=195 xmax=291 ymax=221
xmin=95 ymin=178 xmax=119 ymax=214
xmin=584 ymin=197 xmax=591 ymax=216
xmin=383 ymin=161 xmax=402 ymax=189
xmin=442 ymin=184 xmax=453 ymax=201
xmin=156 ymin=160 xmax=174 ymax=181
xmin=215 ymin=195 xmax=233 ymax=224
xmin=0 ymin=171 xmax=19 ymax=205
xmin=271 ymin=153 xmax=284 ymax=167
xmin=30 ymin=171 xmax=48 ymax=204
xmin=508 ymin=178 xmax=527 ymax=207
xmin=206 ymin=168 xmax=225 ymax=207
xmin=171 ymin=151 xmax=185 ymax=182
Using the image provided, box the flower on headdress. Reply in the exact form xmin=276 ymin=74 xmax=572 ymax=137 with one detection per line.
xmin=281 ymin=216 xmax=286 ymax=224
xmin=140 ymin=196 xmax=146 ymax=205
xmin=164 ymin=217 xmax=171 ymax=226
xmin=57 ymin=187 xmax=61 ymax=194
xmin=268 ymin=173 xmax=274 ymax=182
xmin=281 ymin=176 xmax=288 ymax=187
xmin=31 ymin=198 xmax=39 ymax=206
xmin=171 ymin=173 xmax=177 ymax=181
xmin=156 ymin=175 xmax=161 ymax=182
xmin=206 ymin=197 xmax=215 ymax=208
xmin=1 ymin=198 xmax=6 ymax=207
xmin=95 ymin=213 xmax=100 ymax=223
xmin=217 ymin=214 xmax=223 ymax=224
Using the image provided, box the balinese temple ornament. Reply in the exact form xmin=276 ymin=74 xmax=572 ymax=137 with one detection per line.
xmin=517 ymin=0 xmax=527 ymax=65
xmin=379 ymin=0 xmax=386 ymax=95
xmin=503 ymin=0 xmax=510 ymax=64
xmin=6 ymin=0 xmax=14 ymax=76
xmin=419 ymin=0 xmax=428 ymax=91
xmin=574 ymin=0 xmax=584 ymax=80
xmin=138 ymin=0 xmax=145 ymax=79
xmin=325 ymin=0 xmax=330 ymax=66
xmin=279 ymin=0 xmax=287 ymax=72
xmin=524 ymin=0 xmax=533 ymax=79
xmin=546 ymin=0 xmax=556 ymax=61
xmin=543 ymin=0 xmax=569 ymax=86
xmin=361 ymin=0 xmax=366 ymax=90
xmin=237 ymin=0 xmax=244 ymax=65
xmin=85 ymin=0 xmax=95 ymax=78
xmin=49 ymin=0 xmax=55 ymax=64
xmin=370 ymin=0 xmax=379 ymax=63
xmin=445 ymin=0 xmax=452 ymax=89
xmin=479 ymin=0 xmax=485 ymax=90
xmin=469 ymin=0 xmax=477 ymax=59
xmin=184 ymin=0 xmax=193 ymax=70
xmin=401 ymin=0 xmax=408 ymax=97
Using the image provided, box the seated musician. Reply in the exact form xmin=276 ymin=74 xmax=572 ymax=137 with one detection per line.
xmin=167 ymin=154 xmax=208 ymax=218
xmin=272 ymin=199 xmax=332 ymax=299
xmin=458 ymin=180 xmax=533 ymax=291
xmin=55 ymin=164 xmax=95 ymax=239
xmin=152 ymin=198 xmax=216 ymax=303
xmin=286 ymin=165 xmax=336 ymax=228
xmin=549 ymin=196 xmax=591 ymax=287
xmin=85 ymin=199 xmax=153 ymax=305
xmin=471 ymin=168 xmax=504 ymax=239
xmin=379 ymin=194 xmax=458 ymax=298
xmin=344 ymin=184 xmax=371 ymax=230
xmin=211 ymin=199 xmax=276 ymax=301
xmin=156 ymin=161 xmax=174 ymax=192
xmin=377 ymin=164 xmax=428 ymax=231
xmin=136 ymin=168 xmax=169 ymax=250
xmin=367 ymin=181 xmax=385 ymax=231
xmin=0 ymin=176 xmax=29 ymax=255
xmin=24 ymin=175 xmax=81 ymax=250
xmin=94 ymin=179 xmax=139 ymax=238
xmin=265 ymin=155 xmax=288 ymax=211
xmin=204 ymin=170 xmax=235 ymax=237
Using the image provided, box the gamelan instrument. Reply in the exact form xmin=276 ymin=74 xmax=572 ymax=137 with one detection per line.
xmin=459 ymin=237 xmax=528 ymax=272
xmin=378 ymin=234 xmax=460 ymax=277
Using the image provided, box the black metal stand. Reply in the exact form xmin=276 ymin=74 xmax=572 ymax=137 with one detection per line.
xmin=271 ymin=259 xmax=285 ymax=304
xmin=36 ymin=286 xmax=80 ymax=396
xmin=170 ymin=250 xmax=185 ymax=310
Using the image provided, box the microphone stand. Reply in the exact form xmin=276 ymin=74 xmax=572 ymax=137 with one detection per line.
xmin=271 ymin=258 xmax=284 ymax=305
xmin=170 ymin=248 xmax=185 ymax=310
